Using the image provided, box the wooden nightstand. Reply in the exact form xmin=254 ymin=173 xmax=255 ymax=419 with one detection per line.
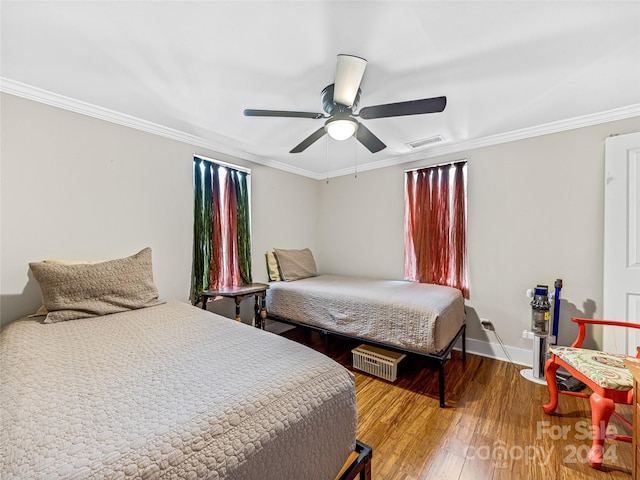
xmin=201 ymin=283 xmax=269 ymax=328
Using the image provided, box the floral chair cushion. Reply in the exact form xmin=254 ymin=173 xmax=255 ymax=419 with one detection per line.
xmin=549 ymin=346 xmax=634 ymax=391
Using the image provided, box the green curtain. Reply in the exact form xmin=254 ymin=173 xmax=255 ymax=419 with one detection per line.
xmin=190 ymin=157 xmax=213 ymax=304
xmin=191 ymin=158 xmax=252 ymax=302
xmin=234 ymin=170 xmax=252 ymax=284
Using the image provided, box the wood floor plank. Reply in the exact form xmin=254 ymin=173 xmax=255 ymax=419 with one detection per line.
xmin=279 ymin=327 xmax=635 ymax=479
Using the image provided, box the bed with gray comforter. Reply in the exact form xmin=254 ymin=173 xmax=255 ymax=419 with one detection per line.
xmin=265 ymin=274 xmax=467 ymax=407
xmin=266 ymin=274 xmax=466 ymax=355
xmin=0 ymin=301 xmax=357 ymax=479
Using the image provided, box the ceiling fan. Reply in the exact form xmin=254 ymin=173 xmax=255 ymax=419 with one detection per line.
xmin=244 ymin=54 xmax=447 ymax=154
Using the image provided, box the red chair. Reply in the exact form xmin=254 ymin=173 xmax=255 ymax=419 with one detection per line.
xmin=543 ymin=318 xmax=640 ymax=469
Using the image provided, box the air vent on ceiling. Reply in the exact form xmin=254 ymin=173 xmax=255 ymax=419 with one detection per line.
xmin=406 ymin=135 xmax=445 ymax=149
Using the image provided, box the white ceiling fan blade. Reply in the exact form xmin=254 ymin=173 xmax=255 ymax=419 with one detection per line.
xmin=333 ymin=54 xmax=367 ymax=107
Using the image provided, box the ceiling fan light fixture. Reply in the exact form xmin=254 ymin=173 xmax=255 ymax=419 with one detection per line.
xmin=325 ymin=117 xmax=357 ymax=141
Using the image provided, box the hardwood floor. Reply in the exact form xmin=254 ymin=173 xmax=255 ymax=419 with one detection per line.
xmin=278 ymin=327 xmax=634 ymax=480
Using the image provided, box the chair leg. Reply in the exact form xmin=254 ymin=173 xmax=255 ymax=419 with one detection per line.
xmin=587 ymin=393 xmax=615 ymax=469
xmin=542 ymin=358 xmax=560 ymax=414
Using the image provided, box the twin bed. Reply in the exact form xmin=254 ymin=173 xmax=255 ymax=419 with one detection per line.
xmin=1 ymin=302 xmax=362 ymax=479
xmin=1 ymin=249 xmax=369 ymax=479
xmin=265 ymin=249 xmax=467 ymax=408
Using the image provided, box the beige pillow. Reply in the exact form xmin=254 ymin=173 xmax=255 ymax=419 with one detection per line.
xmin=30 ymin=304 xmax=50 ymax=317
xmin=42 ymin=259 xmax=106 ymax=265
xmin=273 ymin=248 xmax=318 ymax=281
xmin=265 ymin=251 xmax=282 ymax=282
xmin=30 ymin=259 xmax=106 ymax=317
xmin=29 ymin=248 xmax=159 ymax=323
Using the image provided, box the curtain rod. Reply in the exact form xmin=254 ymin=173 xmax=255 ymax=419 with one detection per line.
xmin=404 ymin=158 xmax=467 ymax=173
xmin=194 ymin=154 xmax=251 ymax=175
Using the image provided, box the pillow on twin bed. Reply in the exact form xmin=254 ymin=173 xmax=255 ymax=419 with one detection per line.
xmin=265 ymin=251 xmax=282 ymax=282
xmin=30 ymin=258 xmax=107 ymax=317
xmin=273 ymin=248 xmax=318 ymax=281
xmin=29 ymin=247 xmax=159 ymax=323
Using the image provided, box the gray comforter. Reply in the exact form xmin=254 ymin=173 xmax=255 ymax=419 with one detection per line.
xmin=0 ymin=301 xmax=357 ymax=479
xmin=266 ymin=274 xmax=466 ymax=354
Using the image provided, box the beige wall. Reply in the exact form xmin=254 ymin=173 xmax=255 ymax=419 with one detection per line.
xmin=316 ymin=117 xmax=640 ymax=361
xmin=0 ymin=93 xmax=319 ymax=325
xmin=3 ymin=91 xmax=639 ymax=361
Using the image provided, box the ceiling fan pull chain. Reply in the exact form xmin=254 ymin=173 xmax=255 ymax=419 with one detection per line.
xmin=354 ymin=137 xmax=358 ymax=179
xmin=325 ymin=136 xmax=330 ymax=184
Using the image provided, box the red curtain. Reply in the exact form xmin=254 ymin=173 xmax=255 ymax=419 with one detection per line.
xmin=210 ymin=165 xmax=241 ymax=289
xmin=405 ymin=162 xmax=468 ymax=297
xmin=210 ymin=165 xmax=223 ymax=289
xmin=450 ymin=165 xmax=467 ymax=295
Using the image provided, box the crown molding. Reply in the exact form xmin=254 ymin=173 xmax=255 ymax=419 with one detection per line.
xmin=404 ymin=103 xmax=640 ymax=161
xmin=0 ymin=78 xmax=312 ymax=179
xmin=3 ymin=77 xmax=639 ymax=181
xmin=323 ymin=103 xmax=640 ymax=178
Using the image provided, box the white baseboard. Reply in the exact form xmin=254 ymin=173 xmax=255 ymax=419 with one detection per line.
xmin=454 ymin=337 xmax=533 ymax=367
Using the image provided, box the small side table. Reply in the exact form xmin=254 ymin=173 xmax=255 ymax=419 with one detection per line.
xmin=201 ymin=283 xmax=269 ymax=329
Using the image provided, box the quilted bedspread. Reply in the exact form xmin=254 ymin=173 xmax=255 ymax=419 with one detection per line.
xmin=266 ymin=275 xmax=466 ymax=354
xmin=0 ymin=301 xmax=357 ymax=479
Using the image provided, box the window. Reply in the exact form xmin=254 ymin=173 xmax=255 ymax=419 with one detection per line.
xmin=190 ymin=157 xmax=252 ymax=304
xmin=404 ymin=161 xmax=468 ymax=297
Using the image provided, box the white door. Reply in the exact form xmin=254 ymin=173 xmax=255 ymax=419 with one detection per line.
xmin=603 ymin=132 xmax=640 ymax=355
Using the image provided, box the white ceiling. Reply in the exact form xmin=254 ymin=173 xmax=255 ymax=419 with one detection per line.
xmin=2 ymin=1 xmax=640 ymax=179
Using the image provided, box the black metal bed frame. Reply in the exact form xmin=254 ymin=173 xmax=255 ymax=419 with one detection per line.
xmin=338 ymin=440 xmax=372 ymax=480
xmin=267 ymin=314 xmax=466 ymax=408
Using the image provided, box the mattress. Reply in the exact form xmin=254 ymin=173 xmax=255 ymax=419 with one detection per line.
xmin=0 ymin=301 xmax=357 ymax=479
xmin=266 ymin=274 xmax=466 ymax=355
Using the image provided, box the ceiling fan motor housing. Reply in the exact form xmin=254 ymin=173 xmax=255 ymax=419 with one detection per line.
xmin=321 ymin=84 xmax=360 ymax=115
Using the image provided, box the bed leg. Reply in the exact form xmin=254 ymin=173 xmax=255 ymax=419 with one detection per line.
xmin=350 ymin=441 xmax=372 ymax=480
xmin=362 ymin=453 xmax=372 ymax=480
xmin=438 ymin=363 xmax=445 ymax=408
xmin=462 ymin=325 xmax=466 ymax=362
